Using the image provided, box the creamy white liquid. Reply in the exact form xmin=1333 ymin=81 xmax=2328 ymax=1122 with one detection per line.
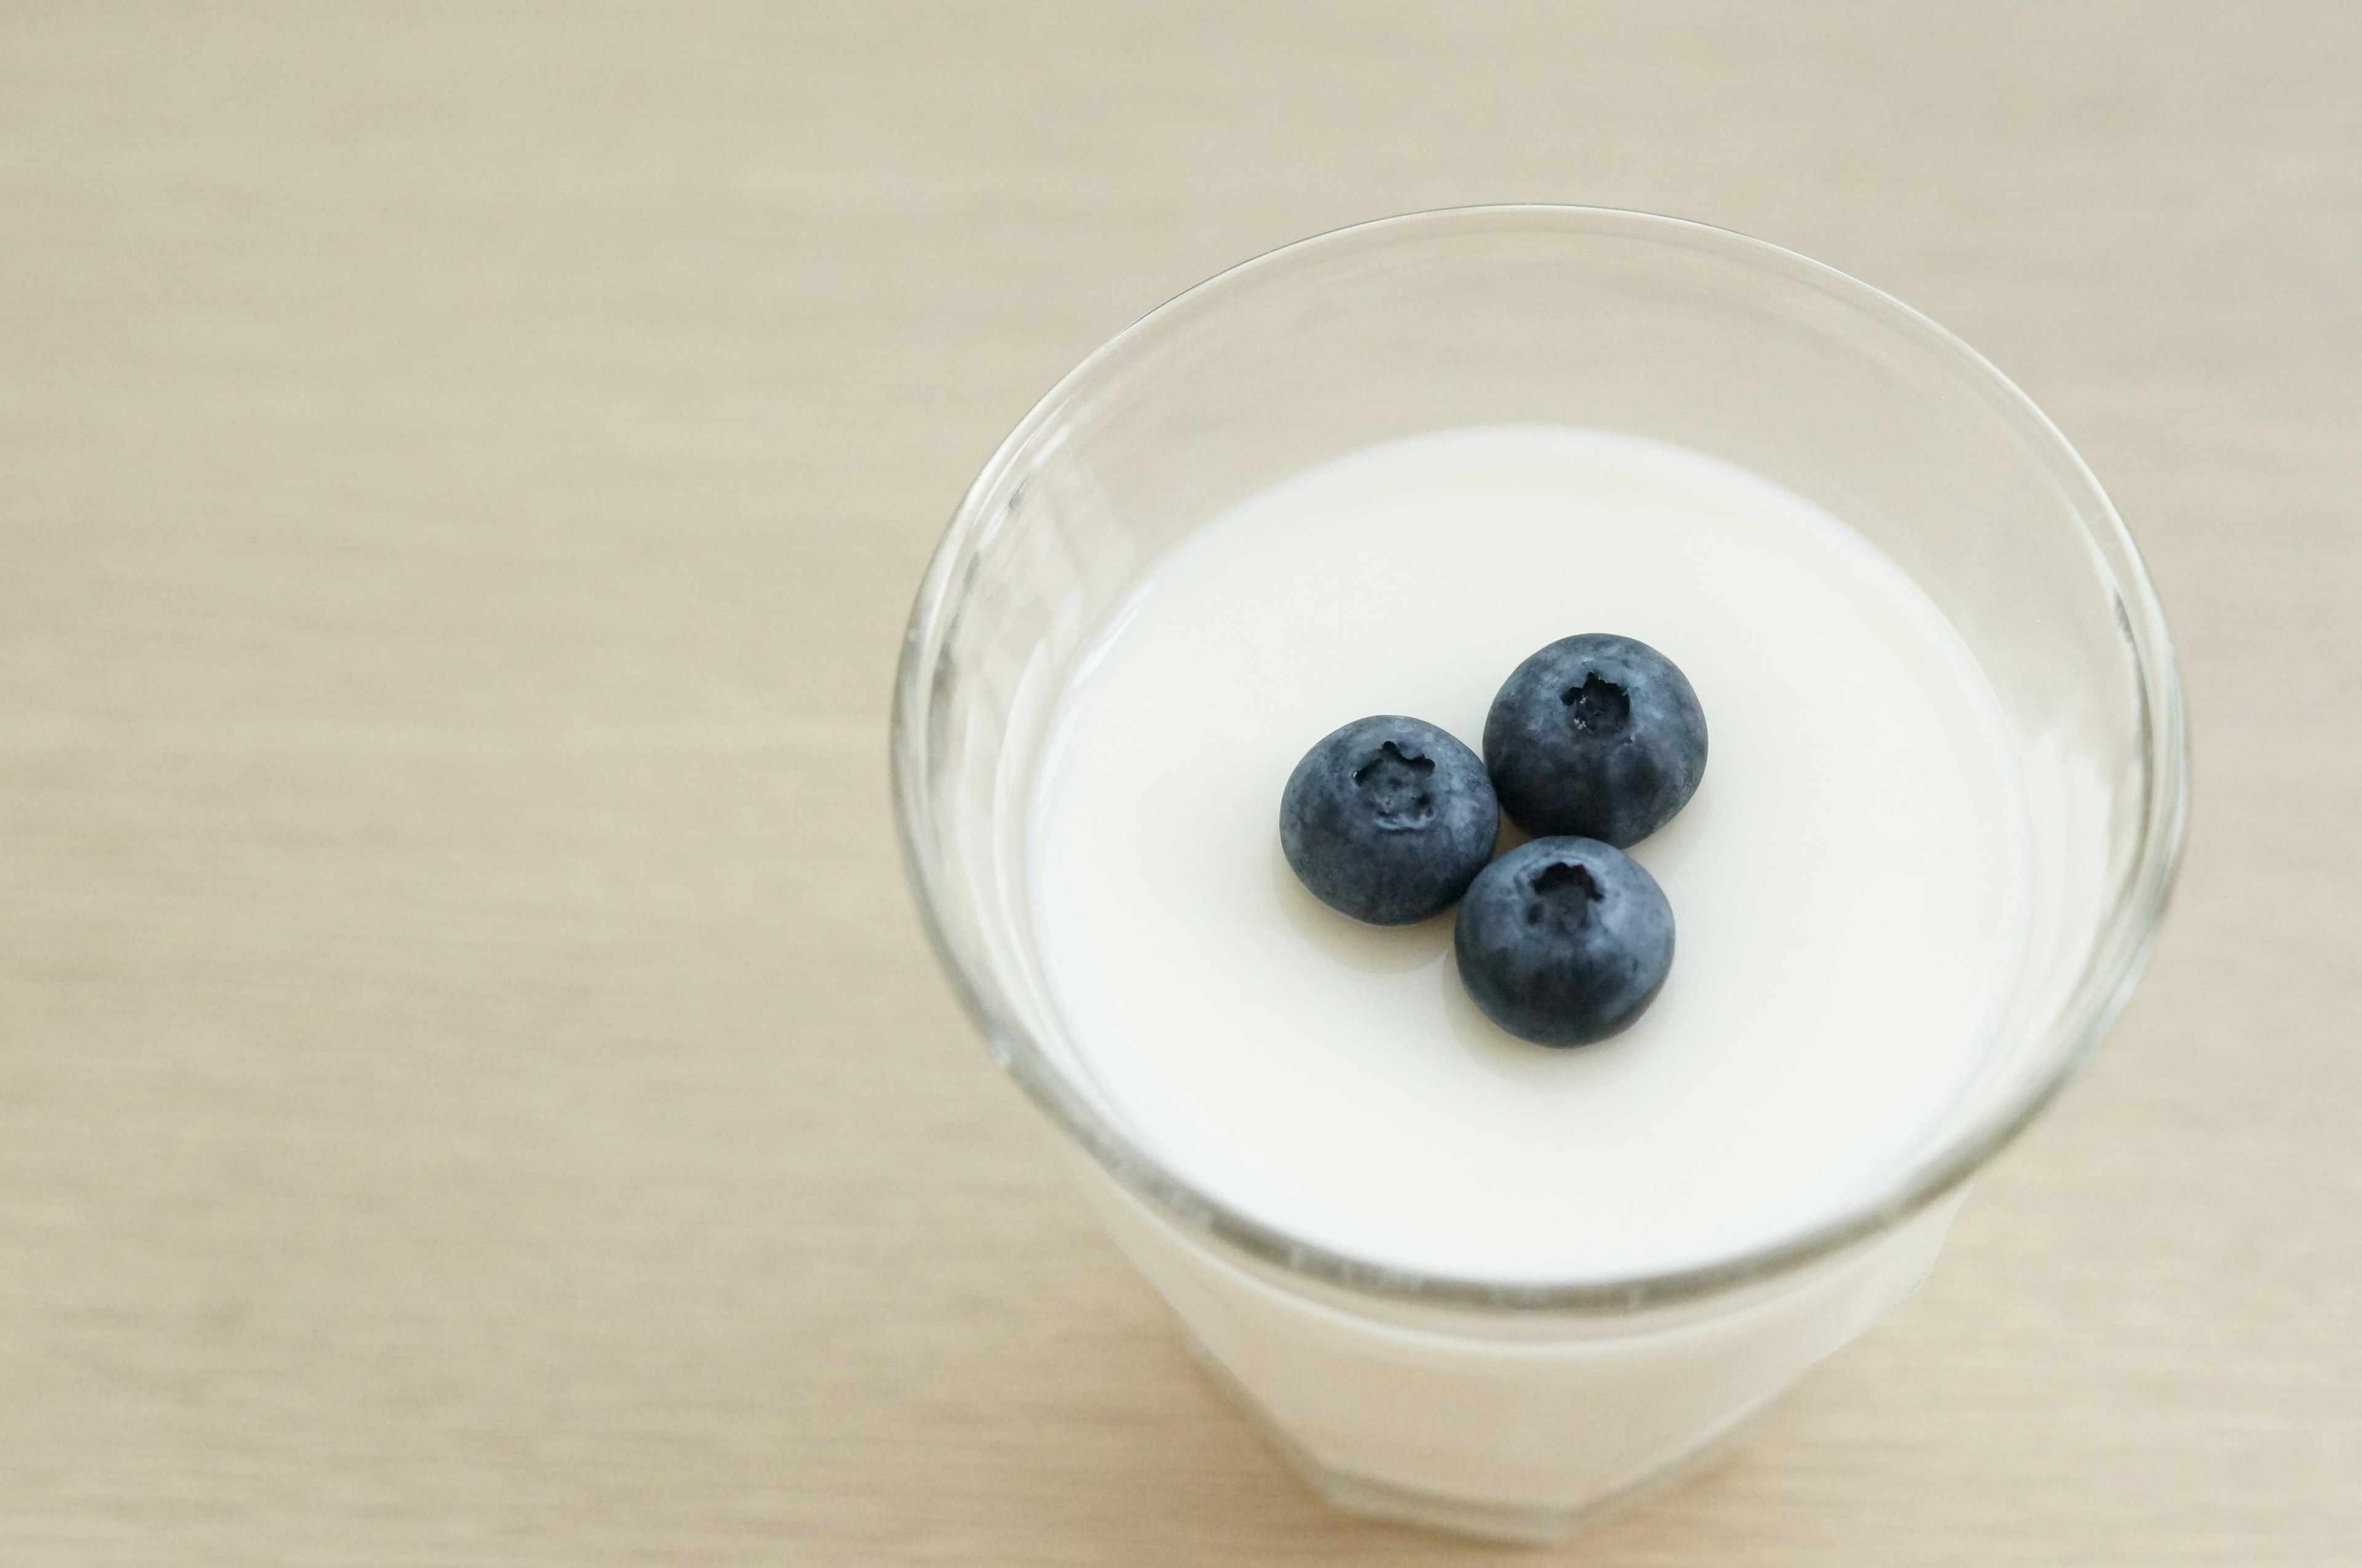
xmin=1029 ymin=427 xmax=2029 ymax=1282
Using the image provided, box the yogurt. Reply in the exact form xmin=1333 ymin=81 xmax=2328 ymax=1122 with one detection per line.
xmin=1028 ymin=425 xmax=2029 ymax=1284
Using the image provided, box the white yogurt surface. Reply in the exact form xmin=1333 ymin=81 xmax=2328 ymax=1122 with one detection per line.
xmin=1028 ymin=427 xmax=2029 ymax=1282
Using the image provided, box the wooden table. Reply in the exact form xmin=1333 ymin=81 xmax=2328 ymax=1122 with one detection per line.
xmin=2 ymin=5 xmax=2355 ymax=1562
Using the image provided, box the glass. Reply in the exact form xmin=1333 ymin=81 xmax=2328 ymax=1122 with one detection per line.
xmin=892 ymin=206 xmax=2187 ymax=1541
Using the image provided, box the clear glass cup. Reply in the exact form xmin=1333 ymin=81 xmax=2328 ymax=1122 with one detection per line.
xmin=892 ymin=206 xmax=2187 ymax=1542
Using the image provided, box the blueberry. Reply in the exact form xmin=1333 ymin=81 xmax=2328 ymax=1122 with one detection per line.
xmin=1482 ymin=634 xmax=1706 ymax=847
xmin=1453 ymin=837 xmax=1674 ymax=1047
xmin=1281 ymin=716 xmax=1498 ymax=925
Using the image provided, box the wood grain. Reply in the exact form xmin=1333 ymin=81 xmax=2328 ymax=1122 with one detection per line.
xmin=1 ymin=4 xmax=2355 ymax=1562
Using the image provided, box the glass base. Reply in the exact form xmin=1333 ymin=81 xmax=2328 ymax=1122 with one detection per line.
xmin=1185 ymin=1332 xmax=1775 ymax=1543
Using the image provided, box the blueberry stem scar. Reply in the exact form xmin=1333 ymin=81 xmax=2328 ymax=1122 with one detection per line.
xmin=1561 ymin=673 xmax=1631 ymax=735
xmin=1532 ymin=860 xmax=1604 ymax=902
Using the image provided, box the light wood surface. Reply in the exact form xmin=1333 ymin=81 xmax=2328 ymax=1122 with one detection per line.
xmin=2 ymin=5 xmax=2356 ymax=1562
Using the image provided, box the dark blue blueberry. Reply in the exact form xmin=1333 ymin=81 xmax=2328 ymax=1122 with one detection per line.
xmin=1482 ymin=634 xmax=1706 ymax=847
xmin=1280 ymin=715 xmax=1498 ymax=925
xmin=1453 ymin=837 xmax=1674 ymax=1047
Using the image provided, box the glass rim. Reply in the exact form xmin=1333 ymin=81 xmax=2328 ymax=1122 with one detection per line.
xmin=891 ymin=204 xmax=2191 ymax=1314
